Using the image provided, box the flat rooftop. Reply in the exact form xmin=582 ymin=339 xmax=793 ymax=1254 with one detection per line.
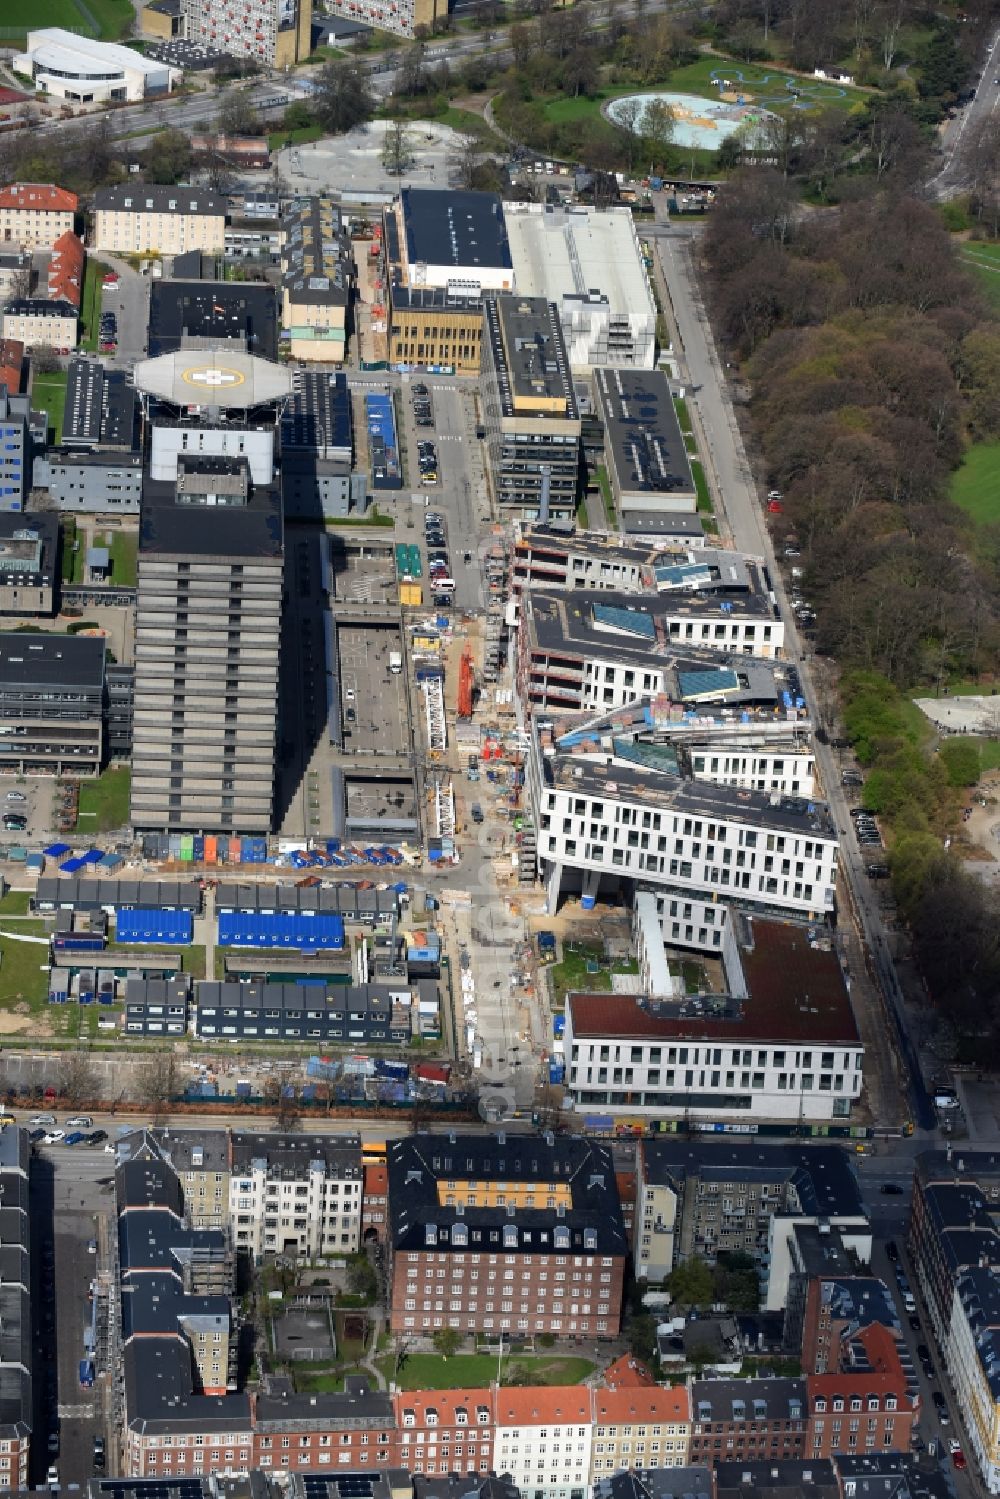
xmin=596 ymin=367 xmax=694 ymax=499
xmin=134 ymin=349 xmax=292 ymax=408
xmin=485 ymin=295 xmax=578 ymax=417
xmin=504 ymin=202 xmax=654 ymax=317
xmin=0 ymin=631 xmax=104 ymax=687
xmin=525 ymin=586 xmax=777 ymax=664
xmin=147 ymin=280 xmax=278 ymax=360
xmin=401 ymin=187 xmax=511 ymax=274
xmin=139 ymin=467 xmax=282 ymax=560
xmin=569 ymin=917 xmax=858 ymax=1045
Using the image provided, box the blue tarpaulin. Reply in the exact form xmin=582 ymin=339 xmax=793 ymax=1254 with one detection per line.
xmin=82 ymin=848 xmax=104 ymax=864
xmin=44 ymin=843 xmax=71 ymax=857
xmin=218 ymin=911 xmax=345 ymax=951
xmin=60 ymin=856 xmax=88 ymax=873
xmin=115 ymin=908 xmax=193 ymax=944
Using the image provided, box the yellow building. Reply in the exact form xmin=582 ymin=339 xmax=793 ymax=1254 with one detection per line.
xmin=139 ymin=0 xmax=182 ymax=38
xmin=93 ymin=184 xmax=226 ymax=257
xmin=0 ymin=183 xmax=77 ymax=250
xmin=2 ymin=300 xmax=77 ymax=352
xmin=281 ymin=197 xmax=352 ymax=364
xmin=388 ymin=285 xmax=483 ymax=374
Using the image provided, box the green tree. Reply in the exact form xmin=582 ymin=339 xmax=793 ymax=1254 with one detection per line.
xmin=939 ymin=738 xmax=981 ymax=788
xmin=382 ymin=118 xmax=413 ymax=176
xmin=667 ymin=1255 xmax=714 ymax=1306
xmin=313 ymin=59 xmax=376 ymax=135
xmin=627 ymin=1311 xmax=657 ymax=1363
xmin=145 ymin=128 xmax=193 ymax=184
xmin=282 ymin=100 xmax=315 ymax=132
xmin=432 ymin=1327 xmax=462 ymax=1357
xmin=918 ymin=25 xmax=965 ymax=103
xmin=346 ymin=1254 xmax=378 ymax=1301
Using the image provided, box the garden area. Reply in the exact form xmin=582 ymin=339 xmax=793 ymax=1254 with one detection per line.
xmin=548 ymin=941 xmax=639 ymax=1008
xmin=32 ymin=373 xmax=68 ymax=446
xmin=74 ymin=765 xmax=131 ymax=833
xmin=375 ymin=1348 xmax=596 ymax=1391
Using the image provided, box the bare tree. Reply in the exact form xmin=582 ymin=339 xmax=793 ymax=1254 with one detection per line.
xmin=57 ymin=1052 xmax=97 ymax=1107
xmin=382 ymin=118 xmax=413 ymax=176
xmin=135 ymin=1053 xmax=179 ymax=1124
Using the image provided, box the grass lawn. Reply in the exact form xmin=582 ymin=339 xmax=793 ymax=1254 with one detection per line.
xmin=961 ymin=241 xmax=1000 ymax=311
xmin=91 ymin=530 xmax=138 ymax=587
xmin=950 ymin=440 xmax=1000 ymax=529
xmin=549 ymin=941 xmax=639 ymax=1007
xmin=967 ymin=737 xmax=1000 ymax=772
xmin=673 ymin=395 xmax=693 ymax=434
xmin=665 ymin=54 xmax=866 ymax=113
xmin=0 ymin=891 xmax=32 ymax=914
xmin=79 ymin=257 xmax=111 ymax=353
xmin=84 ymin=0 xmax=135 ymax=38
xmin=691 ymin=458 xmax=712 ymax=513
xmin=32 ymin=372 xmax=68 ymax=444
xmin=267 ymin=123 xmax=324 ymax=150
xmin=0 ymin=921 xmax=51 ymax=1012
xmin=74 ymin=766 xmax=130 ymax=832
xmin=1 ymin=0 xmax=95 ymax=37
xmin=376 ymin=1352 xmax=595 ymax=1390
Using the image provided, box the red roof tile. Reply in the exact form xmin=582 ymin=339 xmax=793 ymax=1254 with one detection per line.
xmin=601 ymin=1354 xmax=657 ymax=1390
xmin=364 ymin=1162 xmax=387 ymax=1196
xmin=394 ymin=1389 xmax=494 ymax=1426
xmin=0 ymin=339 xmax=23 ymax=395
xmin=0 ymin=183 xmax=78 ymax=214
xmin=591 ymin=1385 xmax=690 ymax=1423
xmin=47 ymin=232 xmax=84 ymax=308
xmin=495 ymin=1387 xmax=592 ymax=1426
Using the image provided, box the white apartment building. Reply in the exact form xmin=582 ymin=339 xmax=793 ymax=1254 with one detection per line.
xmin=689 ymin=745 xmax=815 ymax=798
xmin=0 ymin=183 xmax=77 ymax=249
xmin=229 ymin=1135 xmax=362 ymax=1262
xmin=528 ymin=716 xmax=837 ymax=918
xmin=946 ymin=1270 xmax=1000 ymax=1492
xmin=494 ymin=1388 xmax=594 ymax=1499
xmin=564 ymin=912 xmax=863 ymax=1123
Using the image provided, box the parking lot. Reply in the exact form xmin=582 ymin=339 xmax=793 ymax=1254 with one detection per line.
xmin=397 ymin=378 xmax=489 ymax=614
xmin=30 ymin=1143 xmax=112 ymax=1486
xmin=338 ymin=623 xmax=409 ymax=758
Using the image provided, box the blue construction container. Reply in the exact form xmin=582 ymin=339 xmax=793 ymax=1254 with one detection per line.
xmin=115 ymin=908 xmax=193 ymax=944
xmin=217 ymin=911 xmax=344 ymax=951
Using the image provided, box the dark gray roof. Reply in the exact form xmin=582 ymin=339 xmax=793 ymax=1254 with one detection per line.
xmin=231 ymin=1131 xmax=362 ymax=1179
xmin=0 ymin=512 xmax=58 ymax=588
xmin=594 ymin=1467 xmax=712 ymax=1499
xmin=388 ymin=1133 xmax=627 ymax=1256
xmin=691 ymin=1377 xmax=806 ymax=1425
xmin=34 ymin=875 xmax=202 ymax=910
xmin=0 ymin=632 xmax=104 ymax=688
xmin=640 ymin=1139 xmax=865 ymax=1220
xmin=834 ymin=1454 xmax=955 ymax=1499
xmin=596 ymin=367 xmax=694 ymax=500
xmin=715 ymin=1461 xmax=838 ymax=1499
xmin=147 ymin=279 xmax=278 ymax=360
xmin=95 ymin=185 xmax=226 ymax=216
xmin=255 ymin=1379 xmax=392 ymax=1430
xmin=401 ymin=188 xmax=511 ymax=273
xmin=124 ymin=1338 xmax=251 ymax=1434
xmin=139 ymin=470 xmax=282 ymax=561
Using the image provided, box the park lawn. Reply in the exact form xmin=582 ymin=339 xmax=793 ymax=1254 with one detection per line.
xmin=377 ymin=1352 xmax=595 ymax=1390
xmin=74 ymin=765 xmax=131 ymax=832
xmin=950 ymin=440 xmax=1000 ymax=529
xmin=664 ymin=54 xmax=866 ymax=113
xmin=0 ymin=922 xmax=51 ymax=1012
xmin=1 ymin=0 xmax=94 ymax=36
xmin=85 ymin=0 xmax=136 ymax=38
xmin=32 ymin=373 xmax=68 ymax=444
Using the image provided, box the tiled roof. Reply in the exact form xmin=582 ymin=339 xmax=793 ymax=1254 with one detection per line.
xmin=394 ymin=1389 xmax=494 ymax=1426
xmin=495 ymin=1386 xmax=593 ymax=1426
xmin=47 ymin=231 xmax=84 ymax=307
xmin=0 ymin=339 xmax=22 ymax=395
xmin=0 ymin=182 xmax=77 ymax=213
xmin=602 ymin=1354 xmax=656 ymax=1390
xmin=591 ymin=1385 xmax=690 ymax=1423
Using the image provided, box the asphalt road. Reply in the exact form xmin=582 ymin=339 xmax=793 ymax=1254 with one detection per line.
xmin=649 ymin=220 xmax=932 ymax=1132
xmin=929 ymin=29 xmax=1000 ymax=197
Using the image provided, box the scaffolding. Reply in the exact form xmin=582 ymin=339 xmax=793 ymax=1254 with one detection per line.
xmin=421 ymin=674 xmax=447 ymax=754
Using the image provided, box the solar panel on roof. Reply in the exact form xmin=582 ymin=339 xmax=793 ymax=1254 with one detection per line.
xmin=592 ymin=603 xmax=656 ymax=639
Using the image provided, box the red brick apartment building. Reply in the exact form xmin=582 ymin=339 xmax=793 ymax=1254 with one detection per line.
xmin=387 ymin=1134 xmax=628 ymax=1339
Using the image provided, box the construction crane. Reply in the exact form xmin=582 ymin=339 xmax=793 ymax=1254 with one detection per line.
xmin=457 ymin=647 xmax=475 ymax=719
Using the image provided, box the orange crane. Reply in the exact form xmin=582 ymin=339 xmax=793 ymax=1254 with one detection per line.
xmin=457 ymin=648 xmax=474 ymax=719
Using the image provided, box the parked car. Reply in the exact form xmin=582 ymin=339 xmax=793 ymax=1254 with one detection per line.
xmin=86 ymin=1130 xmax=108 ymax=1146
xmin=5 ymin=791 xmax=25 ymax=802
xmin=885 ymin=1240 xmax=899 ymax=1261
xmin=28 ymin=1129 xmax=45 ymax=1143
xmin=880 ymin=1183 xmax=903 ymax=1194
xmin=63 ymin=1131 xmax=85 ymax=1146
xmin=30 ymin=1114 xmax=56 ymax=1127
xmin=470 ymin=804 xmax=484 ymax=824
xmin=42 ymin=1131 xmax=64 ymax=1144
xmin=65 ymin=1115 xmax=92 ymax=1128
xmin=933 ymin=1391 xmax=949 ymax=1422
